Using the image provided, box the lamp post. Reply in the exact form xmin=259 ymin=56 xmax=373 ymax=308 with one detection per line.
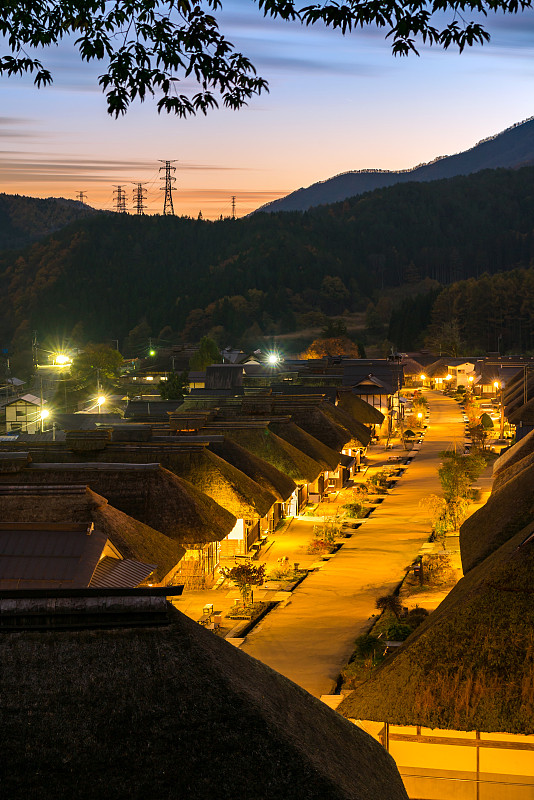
xmin=97 ymin=396 xmax=106 ymax=415
xmin=494 ymin=381 xmax=505 ymax=439
xmin=40 ymin=408 xmax=50 ymax=433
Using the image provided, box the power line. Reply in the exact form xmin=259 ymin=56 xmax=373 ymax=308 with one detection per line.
xmin=231 ymin=195 xmax=236 ymax=220
xmin=113 ymin=185 xmax=127 ymax=214
xmin=132 ymin=182 xmax=147 ymax=215
xmin=76 ymin=191 xmax=87 ymax=204
xmin=159 ymin=160 xmax=177 ymax=216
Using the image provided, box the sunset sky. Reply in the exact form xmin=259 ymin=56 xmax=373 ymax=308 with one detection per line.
xmin=1 ymin=2 xmax=534 ymax=218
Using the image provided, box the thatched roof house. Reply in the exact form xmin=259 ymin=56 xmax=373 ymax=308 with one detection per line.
xmin=203 ymin=422 xmax=323 ymax=484
xmin=460 ymin=456 xmax=534 ymax=573
xmin=269 ymin=419 xmax=342 ymax=472
xmin=152 ymin=445 xmax=276 ymax=519
xmin=492 ymin=428 xmax=534 ymax=480
xmin=339 ymin=518 xmax=534 ymax=734
xmin=207 ymin=437 xmax=296 ymax=503
xmin=0 ymin=461 xmax=236 ymax=547
xmin=0 ymin=589 xmax=408 ymax=800
xmin=319 ymin=402 xmax=372 ymax=448
xmin=0 ymin=486 xmax=185 ymax=583
xmin=336 ymin=391 xmax=385 ymax=426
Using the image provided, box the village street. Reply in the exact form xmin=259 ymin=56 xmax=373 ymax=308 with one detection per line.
xmin=174 ymin=390 xmax=494 ymax=698
xmin=239 ymin=390 xmax=491 ymax=697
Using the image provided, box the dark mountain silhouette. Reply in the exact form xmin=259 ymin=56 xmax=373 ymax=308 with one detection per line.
xmin=257 ymin=117 xmax=534 ymax=213
xmin=0 ymin=193 xmax=97 ymax=251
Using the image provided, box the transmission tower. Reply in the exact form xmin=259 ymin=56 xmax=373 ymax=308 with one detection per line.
xmin=159 ymin=160 xmax=177 ymax=215
xmin=231 ymin=195 xmax=236 ymax=220
xmin=113 ymin=185 xmax=127 ymax=213
xmin=76 ymin=191 xmax=87 ymax=204
xmin=132 ymin=182 xmax=147 ymax=215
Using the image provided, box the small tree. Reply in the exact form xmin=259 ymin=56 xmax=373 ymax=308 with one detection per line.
xmin=375 ymin=594 xmax=404 ymax=620
xmin=159 ymin=370 xmax=189 ymax=401
xmin=70 ymin=343 xmax=123 ymax=391
xmin=220 ymin=562 xmax=265 ymax=606
xmin=189 ymin=336 xmax=221 ymax=370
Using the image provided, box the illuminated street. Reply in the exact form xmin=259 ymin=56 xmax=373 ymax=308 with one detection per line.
xmin=240 ymin=391 xmax=488 ymax=697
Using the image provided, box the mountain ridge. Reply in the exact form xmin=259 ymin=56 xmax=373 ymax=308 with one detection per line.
xmin=0 ymin=193 xmax=97 ymax=251
xmin=257 ymin=116 xmax=534 ymax=214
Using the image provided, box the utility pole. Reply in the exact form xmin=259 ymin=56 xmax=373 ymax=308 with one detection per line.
xmin=159 ymin=160 xmax=177 ymax=215
xmin=76 ymin=191 xmax=87 ymax=204
xmin=132 ymin=182 xmax=147 ymax=215
xmin=113 ymin=185 xmax=127 ymax=213
xmin=231 ymin=195 xmax=236 ymax=220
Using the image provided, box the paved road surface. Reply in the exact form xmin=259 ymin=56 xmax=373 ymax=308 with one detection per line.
xmin=241 ymin=391 xmax=469 ymax=697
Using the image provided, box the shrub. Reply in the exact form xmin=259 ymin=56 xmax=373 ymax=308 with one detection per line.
xmin=342 ymin=502 xmax=365 ymax=518
xmin=386 ymin=622 xmax=413 ymax=641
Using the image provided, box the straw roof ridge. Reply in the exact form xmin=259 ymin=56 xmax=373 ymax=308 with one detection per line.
xmin=214 ymin=426 xmax=323 ymax=484
xmin=339 ymin=520 xmax=534 ymax=734
xmin=0 ymin=603 xmax=407 ymax=800
xmin=336 ymin=392 xmax=384 ymax=425
xmin=460 ymin=460 xmax=534 ymax=573
xmin=269 ymin=420 xmax=342 ymax=472
xmin=207 ymin=438 xmax=296 ymax=502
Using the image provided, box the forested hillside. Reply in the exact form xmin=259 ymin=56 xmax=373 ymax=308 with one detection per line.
xmin=0 ymin=193 xmax=97 ymax=251
xmin=259 ymin=117 xmax=534 ymax=213
xmin=2 ymin=166 xmax=534 ymax=357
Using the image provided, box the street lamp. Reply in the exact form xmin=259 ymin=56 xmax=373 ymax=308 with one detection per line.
xmin=39 ymin=408 xmax=50 ymax=433
xmin=493 ymin=381 xmax=505 ymax=439
xmin=267 ymin=352 xmax=280 ymax=366
xmin=97 ymin=396 xmax=106 ymax=414
xmin=417 ymin=411 xmax=423 ymax=427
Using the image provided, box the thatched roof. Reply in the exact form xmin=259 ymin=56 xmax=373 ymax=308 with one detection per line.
xmin=205 ymin=423 xmax=323 ymax=484
xmin=339 ymin=519 xmax=534 ymax=735
xmin=0 ymin=487 xmax=185 ymax=582
xmin=0 ymin=591 xmax=407 ymax=800
xmin=269 ymin=420 xmax=342 ymax=471
xmin=460 ymin=457 xmax=534 ymax=573
xmin=336 ymin=391 xmax=384 ymax=425
xmin=0 ymin=462 xmax=236 ymax=546
xmin=156 ymin=447 xmax=276 ymax=518
xmin=207 ymin=437 xmax=296 ymax=502
xmin=400 ymin=358 xmax=424 ymax=377
xmin=318 ymin=402 xmax=372 ymax=448
xmin=493 ymin=428 xmax=534 ymax=479
xmin=508 ymin=395 xmax=534 ymax=426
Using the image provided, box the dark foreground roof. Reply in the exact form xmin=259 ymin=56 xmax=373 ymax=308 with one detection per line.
xmin=1 ymin=592 xmax=407 ymax=800
xmin=339 ymin=520 xmax=534 ymax=735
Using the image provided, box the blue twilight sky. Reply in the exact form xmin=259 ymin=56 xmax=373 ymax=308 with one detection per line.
xmin=1 ymin=1 xmax=534 ymax=217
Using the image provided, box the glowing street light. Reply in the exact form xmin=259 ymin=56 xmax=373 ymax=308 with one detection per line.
xmin=40 ymin=408 xmax=50 ymax=433
xmin=267 ymin=353 xmax=280 ymax=365
xmin=97 ymin=396 xmax=106 ymax=414
xmin=420 ymin=374 xmax=426 ymax=381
